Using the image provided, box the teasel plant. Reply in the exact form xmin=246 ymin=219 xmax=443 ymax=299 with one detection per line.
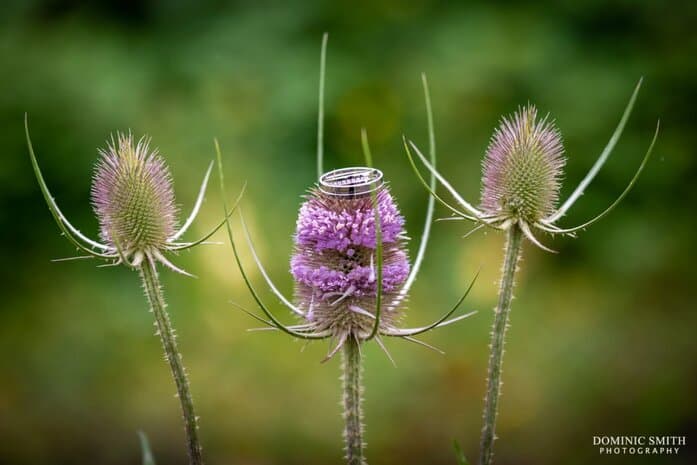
xmin=25 ymin=116 xmax=245 ymax=465
xmin=403 ymin=80 xmax=659 ymax=465
xmin=215 ymin=34 xmax=479 ymax=465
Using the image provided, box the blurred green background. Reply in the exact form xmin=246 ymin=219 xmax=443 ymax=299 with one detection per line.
xmin=1 ymin=1 xmax=695 ymax=464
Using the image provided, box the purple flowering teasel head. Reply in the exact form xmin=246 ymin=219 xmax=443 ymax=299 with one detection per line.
xmin=217 ymin=42 xmax=479 ymax=465
xmin=404 ymin=80 xmax=659 ymax=252
xmin=218 ymin=40 xmax=477 ymax=364
xmin=291 ymin=168 xmax=411 ymax=342
xmin=26 ymin=119 xmax=244 ymax=275
xmin=221 ymin=148 xmax=478 ymax=363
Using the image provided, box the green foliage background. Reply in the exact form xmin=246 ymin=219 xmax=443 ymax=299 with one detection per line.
xmin=0 ymin=1 xmax=695 ymax=464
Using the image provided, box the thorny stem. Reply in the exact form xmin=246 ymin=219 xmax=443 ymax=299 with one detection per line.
xmin=479 ymin=224 xmax=523 ymax=465
xmin=140 ymin=259 xmax=203 ymax=465
xmin=342 ymin=337 xmax=365 ymax=465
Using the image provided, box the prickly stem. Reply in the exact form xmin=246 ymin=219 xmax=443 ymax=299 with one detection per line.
xmin=139 ymin=258 xmax=203 ymax=465
xmin=342 ymin=337 xmax=366 ymax=465
xmin=479 ymin=224 xmax=523 ymax=465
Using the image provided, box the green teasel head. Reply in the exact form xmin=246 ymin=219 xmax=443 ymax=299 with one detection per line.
xmin=92 ymin=133 xmax=178 ymax=258
xmin=480 ymin=105 xmax=565 ymax=225
xmin=404 ymin=79 xmax=659 ymax=252
xmin=25 ymin=116 xmax=244 ymax=275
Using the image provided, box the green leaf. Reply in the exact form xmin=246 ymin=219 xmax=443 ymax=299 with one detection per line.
xmin=215 ymin=139 xmax=327 ymax=341
xmin=361 ymin=129 xmax=383 ymax=341
xmin=138 ymin=431 xmax=156 ymax=465
xmin=453 ymin=440 xmax=470 ymax=465
xmin=548 ymin=78 xmax=644 ymax=222
xmin=317 ymin=32 xmax=328 ymax=179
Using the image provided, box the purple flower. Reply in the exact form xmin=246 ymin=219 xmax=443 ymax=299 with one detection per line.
xmin=222 ymin=61 xmax=478 ymax=364
xmin=295 ymin=188 xmax=405 ymax=251
xmin=291 ymin=183 xmax=410 ymax=339
xmin=228 ymin=163 xmax=477 ymax=363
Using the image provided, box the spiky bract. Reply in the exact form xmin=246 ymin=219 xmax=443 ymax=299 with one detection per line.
xmin=91 ymin=133 xmax=178 ymax=258
xmin=291 ymin=186 xmax=410 ymax=341
xmin=481 ymin=105 xmax=565 ymax=224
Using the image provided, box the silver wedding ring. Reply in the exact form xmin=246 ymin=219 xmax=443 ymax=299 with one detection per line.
xmin=319 ymin=167 xmax=384 ymax=198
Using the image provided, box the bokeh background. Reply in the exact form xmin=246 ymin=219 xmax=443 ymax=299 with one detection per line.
xmin=1 ymin=1 xmax=695 ymax=464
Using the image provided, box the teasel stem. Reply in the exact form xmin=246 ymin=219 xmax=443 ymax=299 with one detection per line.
xmin=342 ymin=337 xmax=365 ymax=465
xmin=479 ymin=224 xmax=523 ymax=465
xmin=139 ymin=258 xmax=203 ymax=465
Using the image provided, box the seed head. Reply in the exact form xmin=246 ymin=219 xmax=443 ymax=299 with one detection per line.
xmin=481 ymin=105 xmax=565 ymax=224
xmin=290 ymin=180 xmax=410 ymax=340
xmin=91 ymin=133 xmax=178 ymax=256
